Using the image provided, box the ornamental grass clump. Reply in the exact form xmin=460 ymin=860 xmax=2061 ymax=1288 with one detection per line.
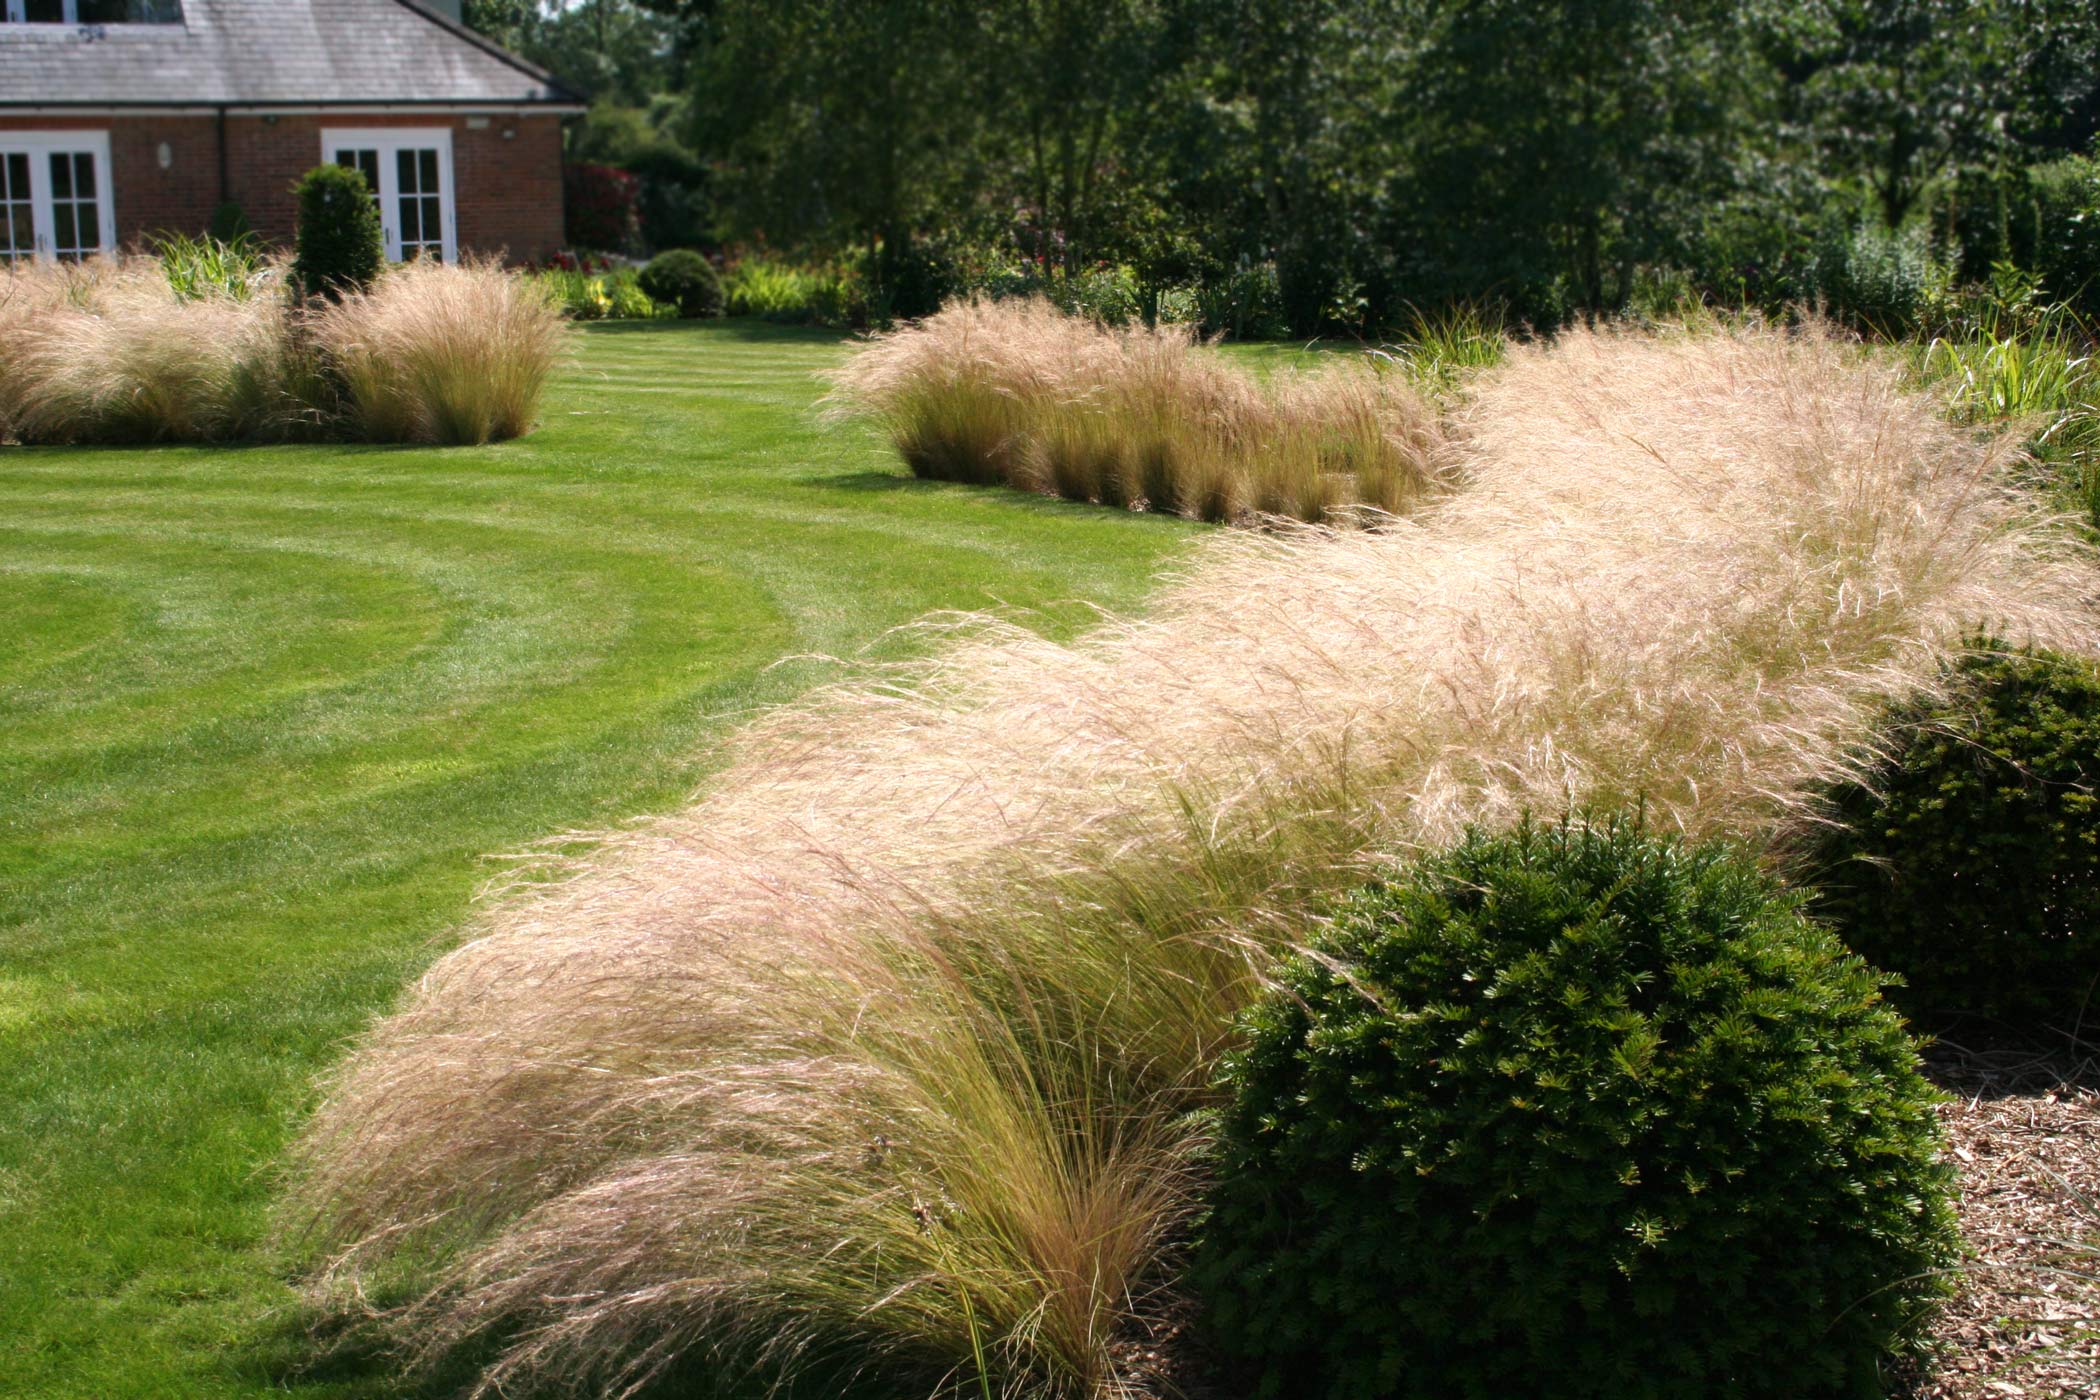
xmin=287 ymin=323 xmax=2097 ymax=1400
xmin=305 ymin=256 xmax=568 ymax=445
xmin=0 ymin=252 xmax=565 ymax=446
xmin=1194 ymin=820 xmax=1961 ymax=1400
xmin=0 ymin=254 xmax=318 ymax=443
xmin=826 ymin=296 xmax=1452 ymax=524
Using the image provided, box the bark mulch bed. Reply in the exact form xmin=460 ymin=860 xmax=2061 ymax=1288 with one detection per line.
xmin=1903 ymin=1028 xmax=2100 ymax=1400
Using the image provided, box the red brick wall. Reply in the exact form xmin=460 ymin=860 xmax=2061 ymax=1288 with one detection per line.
xmin=455 ymin=114 xmax=564 ymax=262
xmin=0 ymin=111 xmax=567 ymax=263
xmin=115 ymin=116 xmax=219 ymax=238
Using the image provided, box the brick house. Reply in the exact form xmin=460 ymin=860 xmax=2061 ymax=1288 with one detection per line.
xmin=0 ymin=0 xmax=584 ymax=264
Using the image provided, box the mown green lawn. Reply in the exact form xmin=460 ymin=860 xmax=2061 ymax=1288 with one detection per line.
xmin=0 ymin=320 xmax=1195 ymax=1399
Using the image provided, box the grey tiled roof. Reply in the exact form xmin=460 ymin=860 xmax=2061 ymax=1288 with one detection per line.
xmin=0 ymin=0 xmax=584 ymax=108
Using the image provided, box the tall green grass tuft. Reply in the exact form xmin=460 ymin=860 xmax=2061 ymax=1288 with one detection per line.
xmin=153 ymin=230 xmax=271 ymax=303
xmin=1390 ymin=301 xmax=1507 ymax=394
xmin=531 ymin=265 xmax=667 ymax=322
xmin=828 ymin=297 xmax=1455 ymax=525
xmin=287 ymin=322 xmax=2098 ymax=1400
xmin=723 ymin=253 xmax=865 ymax=326
xmin=1908 ymin=293 xmax=2100 ymax=534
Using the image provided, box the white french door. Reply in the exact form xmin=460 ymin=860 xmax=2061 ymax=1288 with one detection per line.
xmin=320 ymin=128 xmax=456 ymax=264
xmin=0 ymin=131 xmax=115 ymax=263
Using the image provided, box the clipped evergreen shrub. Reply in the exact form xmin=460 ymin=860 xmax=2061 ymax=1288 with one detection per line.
xmin=1194 ymin=820 xmax=1957 ymax=1400
xmin=637 ymin=248 xmax=723 ymax=319
xmin=207 ymin=199 xmax=252 ymax=246
xmin=1811 ymin=645 xmax=2100 ymax=1027
xmin=292 ymin=164 xmax=384 ymax=301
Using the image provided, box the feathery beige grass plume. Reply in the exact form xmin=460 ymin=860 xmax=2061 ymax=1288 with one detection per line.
xmin=309 ymin=255 xmax=569 ymax=446
xmin=288 ymin=321 xmax=2098 ymax=1399
xmin=0 ymin=252 xmax=566 ymax=446
xmin=0 ymin=254 xmax=308 ymax=443
xmin=826 ymin=296 xmax=1454 ymax=523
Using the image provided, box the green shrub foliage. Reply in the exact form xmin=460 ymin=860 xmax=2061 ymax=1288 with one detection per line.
xmin=1812 ymin=221 xmax=1948 ymax=334
xmin=292 ymin=164 xmax=384 ymax=301
xmin=1195 ymin=820 xmax=1957 ymax=1400
xmin=637 ymin=248 xmax=723 ymax=319
xmin=1950 ymin=155 xmax=2100 ymax=317
xmin=1812 ymin=646 xmax=2100 ymax=1026
xmin=207 ymin=199 xmax=252 ymax=246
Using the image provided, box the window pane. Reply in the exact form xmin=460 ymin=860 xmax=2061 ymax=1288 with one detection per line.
xmin=49 ymin=153 xmax=70 ymax=199
xmin=399 ymin=195 xmax=420 ymax=242
xmin=72 ymin=200 xmax=97 ymax=250
xmin=54 ymin=202 xmax=75 ymax=250
xmin=335 ymin=150 xmax=377 ymax=194
xmin=420 ymin=149 xmax=437 ymax=191
xmin=6 ymin=204 xmax=31 ymax=255
xmin=422 ymin=196 xmax=439 ymax=243
xmin=25 ymin=0 xmax=66 ymax=22
xmin=0 ymin=154 xmax=19 ymax=199
xmin=79 ymin=0 xmax=174 ymax=20
xmin=74 ymin=152 xmax=93 ymax=192
xmin=396 ymin=148 xmax=415 ymax=194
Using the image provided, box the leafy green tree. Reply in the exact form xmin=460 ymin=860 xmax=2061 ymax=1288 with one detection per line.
xmin=677 ymin=0 xmax=997 ymax=311
xmin=1212 ymin=0 xmax=1400 ymax=333
xmin=569 ymin=95 xmax=713 ymax=251
xmin=1762 ymin=0 xmax=2030 ymax=227
xmin=631 ymin=0 xmax=2100 ymax=331
xmin=466 ymin=0 xmax=692 ymax=107
xmin=977 ymin=0 xmax=1186 ymax=277
xmin=1387 ymin=0 xmax=1756 ymax=318
xmin=2009 ymin=0 xmax=2100 ymax=157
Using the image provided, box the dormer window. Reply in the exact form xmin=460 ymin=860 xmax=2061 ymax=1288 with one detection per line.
xmin=2 ymin=1 xmax=183 ymax=22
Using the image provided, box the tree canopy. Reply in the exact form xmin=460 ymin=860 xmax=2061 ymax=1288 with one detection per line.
xmin=475 ymin=0 xmax=2100 ymax=332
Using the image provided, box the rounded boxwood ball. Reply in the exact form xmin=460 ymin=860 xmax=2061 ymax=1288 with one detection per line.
xmin=1194 ymin=820 xmax=1957 ymax=1400
xmin=1810 ymin=644 xmax=2100 ymax=1027
xmin=637 ymin=248 xmax=723 ymax=319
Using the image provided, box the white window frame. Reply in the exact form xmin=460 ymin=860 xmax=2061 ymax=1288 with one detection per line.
xmin=319 ymin=127 xmax=457 ymax=264
xmin=0 ymin=129 xmax=116 ymax=260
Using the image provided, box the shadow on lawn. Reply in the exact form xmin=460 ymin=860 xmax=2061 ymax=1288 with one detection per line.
xmin=807 ymin=468 xmax=1208 ymax=532
xmin=810 ymin=467 xmax=942 ymax=492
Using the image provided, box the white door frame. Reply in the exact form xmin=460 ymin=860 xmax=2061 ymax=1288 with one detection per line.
xmin=319 ymin=127 xmax=457 ymax=263
xmin=0 ymin=129 xmax=116 ymax=261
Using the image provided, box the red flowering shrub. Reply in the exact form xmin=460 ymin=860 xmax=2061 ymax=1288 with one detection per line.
xmin=563 ymin=164 xmax=639 ymax=254
xmin=537 ymin=249 xmax=612 ymax=275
